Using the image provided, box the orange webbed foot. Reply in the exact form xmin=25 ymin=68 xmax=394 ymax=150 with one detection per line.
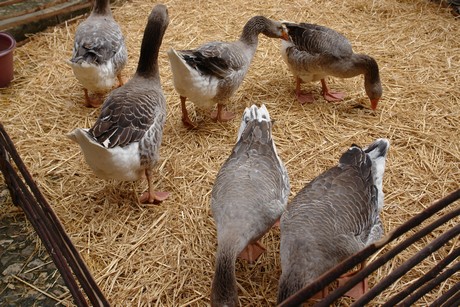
xmin=83 ymin=89 xmax=104 ymax=108
xmin=238 ymin=241 xmax=266 ymax=264
xmin=296 ymin=91 xmax=315 ymax=104
xmin=323 ymin=90 xmax=345 ymax=102
xmin=139 ymin=191 xmax=170 ymax=204
xmin=337 ymin=275 xmax=368 ymax=299
xmin=211 ymin=109 xmax=235 ymax=122
xmin=182 ymin=116 xmax=198 ymax=129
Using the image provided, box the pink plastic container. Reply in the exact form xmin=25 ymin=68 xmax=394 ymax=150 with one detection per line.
xmin=0 ymin=32 xmax=16 ymax=88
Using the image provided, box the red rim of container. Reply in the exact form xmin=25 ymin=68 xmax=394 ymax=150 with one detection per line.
xmin=0 ymin=32 xmax=16 ymax=56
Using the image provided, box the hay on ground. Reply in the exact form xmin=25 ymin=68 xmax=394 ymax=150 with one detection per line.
xmin=0 ymin=0 xmax=459 ymax=305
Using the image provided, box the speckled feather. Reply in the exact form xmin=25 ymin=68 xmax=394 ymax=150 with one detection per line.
xmin=168 ymin=16 xmax=287 ymax=108
xmin=210 ymin=105 xmax=290 ymax=306
xmin=71 ymin=16 xmax=126 ymax=69
xmin=277 ymin=139 xmax=389 ymax=303
xmin=69 ymin=0 xmax=127 ymax=94
xmin=68 ymin=4 xmax=169 ymax=181
xmin=281 ymin=22 xmax=382 ymax=101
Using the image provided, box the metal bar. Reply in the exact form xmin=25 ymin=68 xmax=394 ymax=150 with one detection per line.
xmin=278 ymin=188 xmax=460 ymax=307
xmin=352 ymin=224 xmax=460 ymax=306
xmin=0 ymin=122 xmax=109 ymax=306
xmin=382 ymin=248 xmax=459 ymax=306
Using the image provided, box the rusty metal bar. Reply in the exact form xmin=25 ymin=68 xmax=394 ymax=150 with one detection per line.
xmin=0 ymin=122 xmax=109 ymax=306
xmin=382 ymin=247 xmax=459 ymax=306
xmin=278 ymin=188 xmax=460 ymax=307
xmin=351 ymin=224 xmax=460 ymax=306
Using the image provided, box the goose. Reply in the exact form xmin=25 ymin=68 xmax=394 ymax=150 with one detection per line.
xmin=210 ymin=104 xmax=290 ymax=306
xmin=277 ymin=138 xmax=389 ymax=304
xmin=167 ymin=16 xmax=289 ymax=128
xmin=281 ymin=22 xmax=382 ymax=110
xmin=68 ymin=4 xmax=170 ymax=204
xmin=68 ymin=0 xmax=128 ymax=107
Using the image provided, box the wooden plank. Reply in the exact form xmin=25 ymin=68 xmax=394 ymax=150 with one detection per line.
xmin=0 ymin=0 xmax=90 ymax=30
xmin=0 ymin=0 xmax=68 ymax=22
xmin=0 ymin=0 xmax=23 ymax=9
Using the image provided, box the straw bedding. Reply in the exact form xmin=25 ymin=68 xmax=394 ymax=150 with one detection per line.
xmin=0 ymin=0 xmax=458 ymax=305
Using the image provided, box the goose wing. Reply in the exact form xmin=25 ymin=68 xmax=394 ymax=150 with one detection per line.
xmin=179 ymin=42 xmax=246 ymax=79
xmin=89 ymin=84 xmax=163 ymax=148
xmin=285 ymin=22 xmax=352 ymax=59
xmin=71 ymin=17 xmax=125 ymax=65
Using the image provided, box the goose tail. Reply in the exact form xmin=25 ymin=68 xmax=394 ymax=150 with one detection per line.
xmin=364 ymin=138 xmax=390 ymax=211
xmin=236 ymin=104 xmax=271 ymax=141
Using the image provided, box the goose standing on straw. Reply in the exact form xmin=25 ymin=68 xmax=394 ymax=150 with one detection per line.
xmin=167 ymin=17 xmax=289 ymax=128
xmin=210 ymin=104 xmax=290 ymax=306
xmin=277 ymin=139 xmax=389 ymax=304
xmin=68 ymin=0 xmax=127 ymax=107
xmin=281 ymin=22 xmax=382 ymax=110
xmin=68 ymin=4 xmax=170 ymax=204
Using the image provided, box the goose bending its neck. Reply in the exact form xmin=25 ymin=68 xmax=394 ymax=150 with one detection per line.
xmin=167 ymin=17 xmax=288 ymax=128
xmin=281 ymin=22 xmax=382 ymax=110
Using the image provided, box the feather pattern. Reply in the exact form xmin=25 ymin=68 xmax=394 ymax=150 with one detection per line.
xmin=68 ymin=4 xmax=169 ymax=186
xmin=211 ymin=105 xmax=290 ymax=306
xmin=168 ymin=16 xmax=287 ymax=125
xmin=277 ymin=139 xmax=389 ymax=303
xmin=69 ymin=0 xmax=127 ymax=94
xmin=281 ymin=22 xmax=382 ymax=108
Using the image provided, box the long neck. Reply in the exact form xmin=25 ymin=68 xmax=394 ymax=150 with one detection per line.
xmin=341 ymin=54 xmax=378 ymax=82
xmin=239 ymin=16 xmax=268 ymax=46
xmin=136 ymin=19 xmax=165 ymax=78
xmin=92 ymin=0 xmax=111 ymax=16
xmin=277 ymin=259 xmax=323 ymax=304
xmin=361 ymin=55 xmax=380 ymax=87
xmin=211 ymin=242 xmax=239 ymax=307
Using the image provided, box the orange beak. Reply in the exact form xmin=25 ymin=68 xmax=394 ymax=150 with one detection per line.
xmin=281 ymin=30 xmax=289 ymax=41
xmin=370 ymin=98 xmax=380 ymax=110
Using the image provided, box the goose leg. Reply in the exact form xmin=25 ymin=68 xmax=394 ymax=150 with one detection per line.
xmin=139 ymin=169 xmax=170 ymax=204
xmin=295 ymin=77 xmax=315 ymax=104
xmin=321 ymin=79 xmax=345 ymax=102
xmin=93 ymin=93 xmax=104 ymax=107
xmin=117 ymin=72 xmax=124 ymax=87
xmin=336 ymin=261 xmax=368 ymax=299
xmin=83 ymin=89 xmax=103 ymax=108
xmin=180 ymin=96 xmax=197 ymax=128
xmin=312 ymin=287 xmax=329 ymax=300
xmin=238 ymin=241 xmax=265 ymax=264
xmin=211 ymin=103 xmax=235 ymax=122
xmin=83 ymin=88 xmax=92 ymax=107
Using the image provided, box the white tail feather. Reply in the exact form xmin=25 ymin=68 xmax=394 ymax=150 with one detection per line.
xmin=365 ymin=138 xmax=390 ymax=211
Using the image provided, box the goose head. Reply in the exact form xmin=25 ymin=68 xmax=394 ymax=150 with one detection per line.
xmin=241 ymin=16 xmax=289 ymax=43
xmin=363 ymin=56 xmax=382 ymax=110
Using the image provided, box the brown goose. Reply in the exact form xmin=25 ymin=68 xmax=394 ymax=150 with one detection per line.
xmin=68 ymin=0 xmax=128 ymax=107
xmin=281 ymin=22 xmax=382 ymax=110
xmin=67 ymin=4 xmax=170 ymax=204
xmin=277 ymin=139 xmax=389 ymax=304
xmin=210 ymin=105 xmax=290 ymax=306
xmin=167 ymin=16 xmax=289 ymax=128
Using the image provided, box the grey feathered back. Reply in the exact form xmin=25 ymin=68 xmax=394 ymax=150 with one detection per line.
xmin=277 ymin=139 xmax=389 ymax=303
xmin=71 ymin=0 xmax=127 ymax=70
xmin=87 ymin=4 xmax=169 ymax=171
xmin=210 ymin=105 xmax=290 ymax=306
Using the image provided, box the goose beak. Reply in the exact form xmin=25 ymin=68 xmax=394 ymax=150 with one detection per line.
xmin=281 ymin=30 xmax=289 ymax=41
xmin=370 ymin=98 xmax=379 ymax=110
